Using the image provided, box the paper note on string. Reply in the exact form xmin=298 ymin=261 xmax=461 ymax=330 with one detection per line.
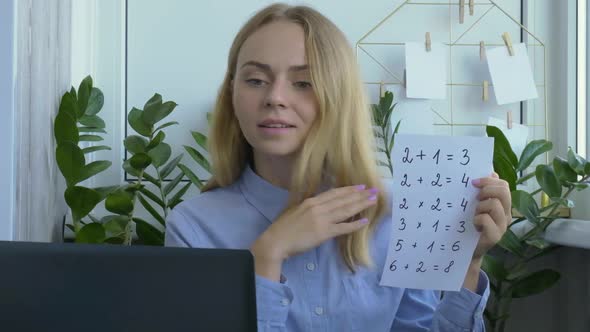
xmin=486 ymin=43 xmax=538 ymax=105
xmin=405 ymin=42 xmax=447 ymax=100
xmin=380 ymin=134 xmax=493 ymax=291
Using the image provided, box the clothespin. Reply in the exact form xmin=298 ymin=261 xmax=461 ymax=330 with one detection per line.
xmin=480 ymin=41 xmax=486 ymax=61
xmin=459 ymin=0 xmax=465 ymax=24
xmin=379 ymin=81 xmax=385 ymax=98
xmin=469 ymin=0 xmax=475 ymax=16
xmin=507 ymin=110 xmax=513 ymax=129
xmin=482 ymin=80 xmax=489 ymax=101
xmin=502 ymin=32 xmax=514 ymax=56
xmin=425 ymin=32 xmax=431 ymax=52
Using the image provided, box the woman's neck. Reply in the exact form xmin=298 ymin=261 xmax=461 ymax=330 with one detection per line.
xmin=252 ymin=152 xmax=295 ymax=190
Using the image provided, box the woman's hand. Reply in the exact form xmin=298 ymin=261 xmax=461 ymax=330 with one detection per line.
xmin=250 ymin=185 xmax=378 ymax=281
xmin=471 ymin=172 xmax=512 ymax=260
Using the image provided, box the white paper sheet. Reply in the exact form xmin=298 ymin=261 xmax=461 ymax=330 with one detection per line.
xmin=387 ymin=85 xmax=435 ymax=135
xmin=487 ymin=116 xmax=529 ymax=159
xmin=405 ymin=42 xmax=447 ymax=100
xmin=380 ymin=134 xmax=494 ymax=291
xmin=486 ymin=43 xmax=538 ymax=105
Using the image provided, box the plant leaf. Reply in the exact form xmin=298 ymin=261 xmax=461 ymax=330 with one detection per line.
xmin=567 ymin=147 xmax=587 ymax=175
xmin=78 ymin=115 xmax=106 ymax=129
xmin=94 ymin=186 xmax=120 ymax=201
xmin=77 ymin=75 xmax=93 ymax=116
xmin=105 ymin=190 xmax=134 ymax=216
xmin=133 ymin=218 xmax=164 ymax=246
xmin=78 ymin=135 xmax=104 ymax=142
xmin=168 ymin=182 xmax=191 ymax=209
xmin=138 ymin=187 xmax=166 ymax=209
xmin=137 ymin=195 xmax=166 ymax=227
xmin=143 ymin=93 xmax=177 ymax=125
xmin=517 ymin=140 xmax=552 ymax=171
xmin=164 ymin=172 xmax=184 ymax=196
xmin=498 ymin=228 xmax=526 ymax=257
xmin=511 ymin=190 xmax=540 ymax=225
xmin=54 ymin=111 xmax=79 ymax=145
xmin=143 ymin=101 xmax=178 ymax=124
xmin=535 ymin=165 xmax=562 ymax=198
xmin=482 ymin=254 xmax=508 ymax=281
xmin=510 ymin=269 xmax=561 ymax=298
xmin=103 ymin=215 xmax=130 ymax=237
xmin=142 ymin=172 xmax=160 ymax=186
xmin=59 ymin=91 xmax=80 ymax=121
xmin=184 ymin=145 xmax=211 ymax=173
xmin=85 ymin=87 xmax=104 ymax=116
xmin=494 ymin=153 xmax=517 ymax=191
xmin=146 ymin=131 xmax=165 ymax=151
xmin=487 ymin=125 xmax=518 ymax=168
xmin=77 ymin=160 xmax=112 ymax=183
xmin=161 ymin=154 xmax=183 ymax=179
xmin=147 ymin=142 xmax=172 ymax=168
xmin=77 ymin=127 xmax=107 ymax=134
xmin=124 ymin=135 xmax=148 ymax=154
xmin=65 ymin=186 xmax=102 ymax=222
xmin=82 ymin=145 xmax=112 ymax=154
xmin=191 ymin=131 xmax=208 ymax=151
xmin=154 ymin=121 xmax=179 ymax=132
xmin=76 ymin=222 xmax=106 ymax=244
xmin=552 ymin=156 xmax=578 ymax=185
xmin=128 ymin=107 xmax=153 ymax=137
xmin=123 ymin=159 xmax=141 ymax=177
xmin=178 ymin=163 xmax=204 ymax=190
xmin=129 ymin=152 xmax=152 ymax=170
xmin=56 ymin=142 xmax=85 ymax=187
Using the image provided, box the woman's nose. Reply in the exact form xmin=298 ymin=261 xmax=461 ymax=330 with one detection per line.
xmin=264 ymin=80 xmax=287 ymax=108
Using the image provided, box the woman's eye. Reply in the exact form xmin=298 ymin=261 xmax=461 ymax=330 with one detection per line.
xmin=245 ymin=78 xmax=265 ymax=86
xmin=294 ymin=81 xmax=312 ymax=89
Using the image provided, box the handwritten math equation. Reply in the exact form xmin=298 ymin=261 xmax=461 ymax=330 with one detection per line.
xmin=380 ymin=134 xmax=493 ymax=291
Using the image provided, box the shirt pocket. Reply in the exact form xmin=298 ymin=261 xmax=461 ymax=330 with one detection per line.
xmin=341 ymin=268 xmax=395 ymax=332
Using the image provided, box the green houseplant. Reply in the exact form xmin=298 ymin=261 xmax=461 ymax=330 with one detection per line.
xmin=55 ymin=76 xmax=211 ymax=245
xmin=371 ymin=92 xmax=590 ymax=332
xmin=482 ymin=125 xmax=590 ymax=332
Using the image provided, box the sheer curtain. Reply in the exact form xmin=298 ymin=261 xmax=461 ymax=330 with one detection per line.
xmin=14 ymin=0 xmax=72 ymax=242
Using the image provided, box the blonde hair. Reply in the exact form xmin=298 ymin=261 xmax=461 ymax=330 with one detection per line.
xmin=202 ymin=3 xmax=387 ymax=272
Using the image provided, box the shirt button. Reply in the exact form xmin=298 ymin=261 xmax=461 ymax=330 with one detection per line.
xmin=306 ymin=263 xmax=316 ymax=271
xmin=314 ymin=306 xmax=324 ymax=315
xmin=281 ymin=298 xmax=290 ymax=306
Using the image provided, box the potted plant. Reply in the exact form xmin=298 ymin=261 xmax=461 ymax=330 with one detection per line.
xmin=54 ymin=76 xmax=211 ymax=245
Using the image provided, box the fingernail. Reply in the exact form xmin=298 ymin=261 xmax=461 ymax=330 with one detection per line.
xmin=471 ymin=179 xmax=481 ymax=186
xmin=368 ymin=194 xmax=378 ymax=201
xmin=356 ymin=184 xmax=366 ymax=190
xmin=368 ymin=188 xmax=379 ymax=195
xmin=360 ymin=218 xmax=369 ymax=224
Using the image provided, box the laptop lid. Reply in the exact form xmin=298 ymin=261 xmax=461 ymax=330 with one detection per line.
xmin=0 ymin=241 xmax=258 ymax=332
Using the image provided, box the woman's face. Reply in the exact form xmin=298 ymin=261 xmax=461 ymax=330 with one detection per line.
xmin=232 ymin=20 xmax=319 ymax=159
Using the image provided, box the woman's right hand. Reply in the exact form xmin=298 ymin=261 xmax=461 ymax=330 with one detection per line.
xmin=250 ymin=185 xmax=379 ymax=281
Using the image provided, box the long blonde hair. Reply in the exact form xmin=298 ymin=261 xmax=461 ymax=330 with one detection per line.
xmin=202 ymin=3 xmax=387 ymax=272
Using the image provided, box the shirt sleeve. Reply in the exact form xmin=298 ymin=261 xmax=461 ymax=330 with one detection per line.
xmin=391 ymin=270 xmax=489 ymax=331
xmin=255 ymin=274 xmax=294 ymax=331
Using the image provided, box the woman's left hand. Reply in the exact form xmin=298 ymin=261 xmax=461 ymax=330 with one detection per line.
xmin=471 ymin=172 xmax=512 ymax=260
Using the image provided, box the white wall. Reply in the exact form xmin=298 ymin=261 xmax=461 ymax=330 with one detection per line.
xmin=0 ymin=0 xmax=16 ymax=241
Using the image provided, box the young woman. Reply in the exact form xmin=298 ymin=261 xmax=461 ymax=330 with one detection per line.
xmin=165 ymin=3 xmax=511 ymax=331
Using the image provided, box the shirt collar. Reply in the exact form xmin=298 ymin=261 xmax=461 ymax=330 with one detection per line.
xmin=238 ymin=164 xmax=290 ymax=224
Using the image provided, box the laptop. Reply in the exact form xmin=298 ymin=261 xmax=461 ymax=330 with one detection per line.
xmin=0 ymin=241 xmax=258 ymax=332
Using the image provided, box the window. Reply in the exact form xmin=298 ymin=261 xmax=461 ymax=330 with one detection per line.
xmin=578 ymin=0 xmax=588 ymax=158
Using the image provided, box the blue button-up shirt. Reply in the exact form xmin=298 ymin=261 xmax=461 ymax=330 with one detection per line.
xmin=165 ymin=164 xmax=489 ymax=331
